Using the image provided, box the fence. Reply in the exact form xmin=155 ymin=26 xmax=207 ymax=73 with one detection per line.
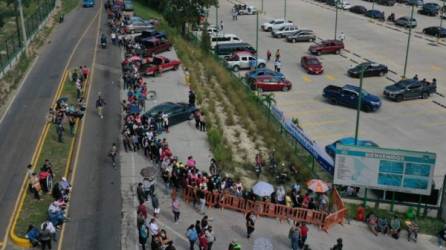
xmin=183 ymin=185 xmax=345 ymax=231
xmin=0 ymin=0 xmax=56 ymax=74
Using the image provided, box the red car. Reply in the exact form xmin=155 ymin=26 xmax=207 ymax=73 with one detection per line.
xmin=143 ymin=38 xmax=172 ymax=56
xmin=308 ymin=40 xmax=344 ymax=55
xmin=251 ymin=75 xmax=292 ymax=92
xmin=142 ymin=56 xmax=181 ymax=76
xmin=300 ymin=56 xmax=324 ymax=74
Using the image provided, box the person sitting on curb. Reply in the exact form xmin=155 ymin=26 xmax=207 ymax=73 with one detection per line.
xmin=390 ymin=215 xmax=401 ymax=239
xmin=366 ymin=213 xmax=379 ymax=236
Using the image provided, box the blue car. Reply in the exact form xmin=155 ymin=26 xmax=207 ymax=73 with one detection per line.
xmin=83 ymin=0 xmax=95 ymax=7
xmin=365 ymin=10 xmax=385 ymax=21
xmin=245 ymin=68 xmax=285 ymax=83
xmin=325 ymin=137 xmax=378 ymax=158
xmin=323 ymin=84 xmax=382 ymax=112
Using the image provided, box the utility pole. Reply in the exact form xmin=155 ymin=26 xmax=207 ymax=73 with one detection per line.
xmin=284 ymin=0 xmax=287 ymax=20
xmin=371 ymin=0 xmax=375 ymax=11
xmin=402 ymin=5 xmax=415 ymax=79
xmin=18 ymin=0 xmax=28 ymax=52
xmin=216 ymin=5 xmax=219 ymax=29
xmin=355 ymin=64 xmax=366 ymax=205
xmin=439 ymin=1 xmax=445 ymax=43
xmin=14 ymin=0 xmax=22 ymax=47
xmin=256 ymin=12 xmax=259 ymax=67
xmin=334 ymin=0 xmax=339 ymax=40
xmin=261 ymin=0 xmax=264 ymax=14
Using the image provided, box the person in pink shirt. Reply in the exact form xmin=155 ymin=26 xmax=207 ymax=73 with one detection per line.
xmin=186 ymin=156 xmax=196 ymax=168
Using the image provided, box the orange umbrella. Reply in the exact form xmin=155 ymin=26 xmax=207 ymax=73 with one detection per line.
xmin=306 ymin=179 xmax=329 ymax=193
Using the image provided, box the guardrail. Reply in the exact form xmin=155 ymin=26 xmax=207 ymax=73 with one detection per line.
xmin=183 ymin=185 xmax=345 ymax=231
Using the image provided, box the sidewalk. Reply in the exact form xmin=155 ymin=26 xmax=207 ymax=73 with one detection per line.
xmin=118 ymin=50 xmax=440 ymax=250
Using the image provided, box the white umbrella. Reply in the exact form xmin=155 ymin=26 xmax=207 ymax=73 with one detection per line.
xmin=252 ymin=181 xmax=274 ymax=197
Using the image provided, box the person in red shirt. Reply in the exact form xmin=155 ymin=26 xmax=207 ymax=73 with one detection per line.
xmin=198 ymin=230 xmax=208 ymax=250
xmin=299 ymin=222 xmax=309 ymax=248
xmin=137 ymin=201 xmax=148 ymax=219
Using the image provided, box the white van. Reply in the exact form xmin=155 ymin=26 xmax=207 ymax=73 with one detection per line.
xmin=210 ymin=34 xmax=243 ymax=49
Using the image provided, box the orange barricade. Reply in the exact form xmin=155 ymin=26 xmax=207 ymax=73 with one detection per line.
xmin=205 ymin=191 xmax=219 ymax=208
xmin=183 ymin=186 xmax=195 ymax=203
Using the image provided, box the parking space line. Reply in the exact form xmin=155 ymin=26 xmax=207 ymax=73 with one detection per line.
xmin=432 ymin=65 xmax=442 ymax=72
xmin=301 ymin=119 xmax=346 ymax=127
xmin=349 ymin=59 xmax=358 ymax=64
xmin=398 ymin=109 xmax=446 ymax=117
xmin=303 ymin=76 xmax=312 ymax=83
xmin=326 ymin=74 xmax=336 ymax=81
xmin=402 ymin=99 xmax=432 ymax=106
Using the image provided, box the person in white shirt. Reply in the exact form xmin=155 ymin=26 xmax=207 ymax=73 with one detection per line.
xmin=148 ymin=218 xmax=159 ymax=237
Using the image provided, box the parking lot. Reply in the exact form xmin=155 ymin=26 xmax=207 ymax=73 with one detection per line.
xmin=209 ymin=0 xmax=446 ymax=186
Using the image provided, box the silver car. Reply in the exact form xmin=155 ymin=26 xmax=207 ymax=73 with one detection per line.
xmin=286 ymin=29 xmax=316 ymax=43
xmin=394 ymin=17 xmax=417 ymax=28
xmin=126 ymin=21 xmax=154 ymax=33
xmin=272 ymin=25 xmax=299 ymax=38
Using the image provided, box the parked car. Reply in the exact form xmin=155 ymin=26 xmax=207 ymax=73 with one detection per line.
xmin=237 ymin=5 xmax=257 ymax=15
xmin=83 ymin=0 xmax=95 ymax=8
xmin=325 ymin=137 xmax=378 ymax=158
xmin=347 ymin=62 xmax=388 ymax=77
xmin=365 ymin=10 xmax=385 ymax=21
xmin=245 ymin=68 xmax=285 ymax=83
xmin=141 ymin=56 xmax=181 ymax=76
xmin=251 ymin=75 xmax=292 ymax=92
xmin=124 ymin=0 xmax=133 ymax=11
xmin=383 ymin=79 xmax=437 ymax=102
xmin=135 ymin=30 xmax=167 ymax=42
xmin=286 ymin=29 xmax=316 ymax=42
xmin=407 ymin=0 xmax=423 ymax=6
xmin=214 ymin=43 xmax=256 ymax=57
xmin=125 ymin=21 xmax=154 ymax=34
xmin=300 ymin=56 xmax=324 ymax=74
xmin=210 ymin=34 xmax=243 ymax=49
xmin=272 ymin=25 xmax=299 ymax=38
xmin=418 ymin=2 xmax=440 ymax=16
xmin=323 ymin=84 xmax=382 ymax=112
xmin=261 ymin=19 xmax=293 ymax=31
xmin=350 ymin=5 xmax=368 ymax=14
xmin=143 ymin=102 xmax=197 ymax=126
xmin=376 ymin=0 xmax=396 ymax=6
xmin=206 ymin=25 xmax=220 ymax=35
xmin=224 ymin=51 xmax=266 ymax=71
xmin=423 ymin=26 xmax=446 ymax=37
xmin=308 ymin=40 xmax=344 ymax=55
xmin=394 ymin=16 xmax=417 ymax=28
xmin=338 ymin=1 xmax=353 ymax=9
xmin=142 ymin=38 xmax=172 ymax=56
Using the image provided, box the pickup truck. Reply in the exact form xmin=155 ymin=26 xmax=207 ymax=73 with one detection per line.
xmin=323 ymin=84 xmax=382 ymax=112
xmin=142 ymin=38 xmax=172 ymax=56
xmin=224 ymin=51 xmax=266 ymax=72
xmin=261 ymin=19 xmax=293 ymax=32
xmin=383 ymin=79 xmax=436 ymax=102
xmin=309 ymin=40 xmax=344 ymax=55
xmin=141 ymin=56 xmax=181 ymax=76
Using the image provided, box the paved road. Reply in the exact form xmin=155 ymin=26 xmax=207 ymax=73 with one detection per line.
xmin=59 ymin=5 xmax=122 ymax=250
xmin=209 ymin=0 xmax=446 ymax=188
xmin=0 ymin=3 xmax=99 ymax=242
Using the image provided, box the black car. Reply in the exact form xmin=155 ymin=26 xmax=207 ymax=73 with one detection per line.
xmin=418 ymin=2 xmax=440 ymax=16
xmin=348 ymin=62 xmax=388 ymax=78
xmin=365 ymin=10 xmax=385 ymax=21
xmin=350 ymin=5 xmax=368 ymax=14
xmin=423 ymin=26 xmax=446 ymax=37
xmin=143 ymin=102 xmax=198 ymax=126
xmin=377 ymin=0 xmax=396 ymax=6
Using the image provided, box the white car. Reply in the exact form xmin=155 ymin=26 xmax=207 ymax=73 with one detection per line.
xmin=338 ymin=1 xmax=352 ymax=10
xmin=238 ymin=5 xmax=257 ymax=15
xmin=207 ymin=25 xmax=221 ymax=36
xmin=224 ymin=51 xmax=266 ymax=72
xmin=272 ymin=25 xmax=299 ymax=38
xmin=261 ymin=19 xmax=293 ymax=32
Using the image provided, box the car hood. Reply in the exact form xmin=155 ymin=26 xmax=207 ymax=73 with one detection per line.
xmin=363 ymin=94 xmax=381 ymax=103
xmin=309 ymin=44 xmax=320 ymax=50
xmin=384 ymin=84 xmax=403 ymax=92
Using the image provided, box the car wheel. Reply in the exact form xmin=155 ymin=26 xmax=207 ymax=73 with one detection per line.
xmin=379 ymin=71 xmax=385 ymax=76
xmin=188 ymin=113 xmax=194 ymax=120
xmin=310 ymin=38 xmax=315 ymax=42
xmin=257 ymin=87 xmax=264 ymax=93
xmin=422 ymin=92 xmax=429 ymax=99
xmin=317 ymin=51 xmax=321 ymax=56
xmin=233 ymin=65 xmax=240 ymax=72
xmin=335 ymin=49 xmax=340 ymax=54
xmin=258 ymin=63 xmax=266 ymax=68
xmin=395 ymin=94 xmax=403 ymax=102
xmin=330 ymin=98 xmax=338 ymax=105
xmin=173 ymin=65 xmax=179 ymax=70
xmin=282 ymin=86 xmax=289 ymax=92
xmin=364 ymin=105 xmax=373 ymax=112
xmin=268 ymin=27 xmax=272 ymax=32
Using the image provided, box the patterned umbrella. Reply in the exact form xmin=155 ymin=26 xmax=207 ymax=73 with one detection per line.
xmin=140 ymin=166 xmax=158 ymax=178
xmin=306 ymin=179 xmax=329 ymax=193
xmin=252 ymin=181 xmax=274 ymax=197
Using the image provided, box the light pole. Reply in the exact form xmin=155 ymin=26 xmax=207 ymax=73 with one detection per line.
xmin=438 ymin=1 xmax=445 ymax=42
xmin=354 ymin=64 xmax=366 ymax=205
xmin=255 ymin=12 xmax=259 ymax=69
xmin=402 ymin=5 xmax=415 ymax=79
xmin=371 ymin=0 xmax=375 ymax=11
xmin=216 ymin=5 xmax=219 ymax=29
xmin=284 ymin=0 xmax=287 ymax=20
xmin=334 ymin=0 xmax=339 ymax=40
xmin=261 ymin=0 xmax=264 ymax=14
xmin=18 ymin=0 xmax=28 ymax=51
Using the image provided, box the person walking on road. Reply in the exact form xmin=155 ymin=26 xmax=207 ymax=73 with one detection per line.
xmin=274 ymin=59 xmax=281 ymax=73
xmin=330 ymin=238 xmax=343 ymax=250
xmin=275 ymin=49 xmax=280 ymax=61
xmin=189 ymin=89 xmax=196 ymax=106
xmin=266 ymin=49 xmax=272 ymax=61
xmin=109 ymin=143 xmax=117 ymax=167
xmin=172 ymin=197 xmax=181 ymax=223
xmin=299 ymin=222 xmax=309 ymax=248
xmin=186 ymin=224 xmax=198 ymax=250
xmin=246 ymin=211 xmax=256 ymax=238
xmin=96 ymin=94 xmax=106 ymax=119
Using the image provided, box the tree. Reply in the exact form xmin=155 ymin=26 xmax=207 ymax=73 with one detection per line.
xmin=200 ymin=22 xmax=211 ymax=52
xmin=260 ymin=93 xmax=276 ymax=110
xmin=164 ymin=0 xmax=217 ymax=36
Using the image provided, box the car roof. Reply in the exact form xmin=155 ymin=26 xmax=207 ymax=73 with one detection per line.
xmin=396 ymin=79 xmax=418 ymax=86
xmin=234 ymin=51 xmax=255 ymax=56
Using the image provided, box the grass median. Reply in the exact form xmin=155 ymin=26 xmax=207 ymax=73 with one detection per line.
xmin=134 ymin=1 xmax=329 ymax=185
xmin=14 ymin=72 xmax=78 ymax=236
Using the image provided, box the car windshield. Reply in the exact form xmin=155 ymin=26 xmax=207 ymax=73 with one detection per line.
xmin=307 ymin=59 xmax=320 ymax=65
xmin=395 ymin=80 xmax=413 ymax=88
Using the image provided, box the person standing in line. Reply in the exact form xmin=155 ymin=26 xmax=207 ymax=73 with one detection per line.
xmin=205 ymin=226 xmax=216 ymax=250
xmin=172 ymin=197 xmax=181 ymax=223
xmin=198 ymin=187 xmax=206 ymax=214
xmin=139 ymin=223 xmax=149 ymax=250
xmin=246 ymin=211 xmax=256 ymax=238
xmin=299 ymin=222 xmax=309 ymax=248
xmin=68 ymin=116 xmax=76 ymax=136
xmin=162 ymin=112 xmax=169 ymax=133
xmin=288 ymin=225 xmax=300 ymax=250
xmin=186 ymin=224 xmax=198 ymax=250
xmin=151 ymin=194 xmax=160 ymax=218
xmin=56 ymin=123 xmax=64 ymax=143
xmin=189 ymin=89 xmax=196 ymax=106
xmin=39 ymin=223 xmax=52 ymax=250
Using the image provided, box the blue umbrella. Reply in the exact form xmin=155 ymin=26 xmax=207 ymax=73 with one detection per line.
xmin=252 ymin=181 xmax=274 ymax=197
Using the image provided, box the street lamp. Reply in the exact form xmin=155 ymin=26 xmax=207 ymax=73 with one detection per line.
xmin=256 ymin=12 xmax=259 ymax=67
xmin=371 ymin=0 xmax=375 ymax=12
xmin=438 ymin=1 xmax=445 ymax=42
xmin=354 ymin=64 xmax=366 ymax=205
xmin=261 ymin=0 xmax=264 ymax=13
xmin=216 ymin=5 xmax=219 ymax=30
xmin=284 ymin=0 xmax=287 ymax=20
xmin=402 ymin=5 xmax=415 ymax=79
xmin=334 ymin=0 xmax=340 ymax=40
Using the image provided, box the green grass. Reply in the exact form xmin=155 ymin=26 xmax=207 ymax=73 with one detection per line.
xmin=134 ymin=2 xmax=330 ymax=184
xmin=15 ymin=72 xmax=78 ymax=236
xmin=345 ymin=202 xmax=444 ymax=236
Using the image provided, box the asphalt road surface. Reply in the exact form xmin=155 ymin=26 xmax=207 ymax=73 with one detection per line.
xmin=210 ymin=0 xmax=446 ymax=188
xmin=0 ymin=2 xmax=99 ymax=243
xmin=58 ymin=5 xmax=122 ymax=250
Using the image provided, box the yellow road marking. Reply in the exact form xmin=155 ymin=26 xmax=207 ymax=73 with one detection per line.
xmin=57 ymin=2 xmax=103 ymax=250
xmin=432 ymin=65 xmax=441 ymax=72
xmin=3 ymin=5 xmax=102 ymax=250
xmin=303 ymin=76 xmax=312 ymax=83
xmin=301 ymin=119 xmax=346 ymax=127
xmin=326 ymin=74 xmax=336 ymax=81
